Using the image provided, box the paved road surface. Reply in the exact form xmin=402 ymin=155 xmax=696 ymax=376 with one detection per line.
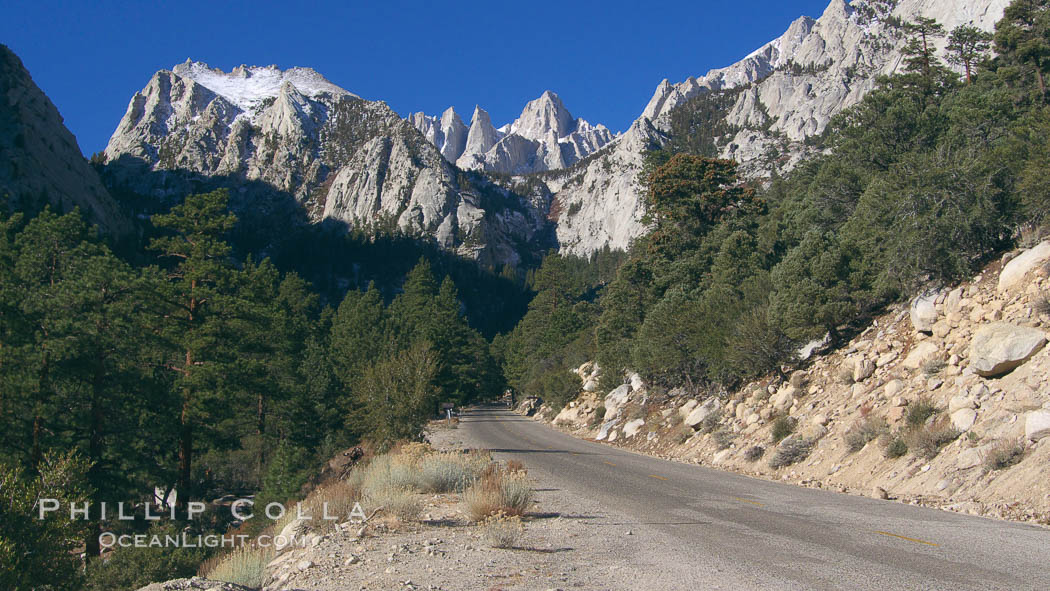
xmin=460 ymin=406 xmax=1050 ymax=590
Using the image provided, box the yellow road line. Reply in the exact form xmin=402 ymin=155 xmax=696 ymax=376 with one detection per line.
xmin=733 ymin=497 xmax=765 ymax=507
xmin=874 ymin=530 xmax=939 ymax=547
xmin=648 ymin=474 xmax=668 ymax=481
xmin=603 ymin=461 xmax=617 ymax=466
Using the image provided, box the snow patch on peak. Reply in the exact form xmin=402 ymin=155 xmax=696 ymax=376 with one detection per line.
xmin=171 ymin=60 xmax=354 ymax=113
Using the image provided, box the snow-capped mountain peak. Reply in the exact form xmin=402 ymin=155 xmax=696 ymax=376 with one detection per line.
xmin=170 ymin=60 xmax=354 ymax=114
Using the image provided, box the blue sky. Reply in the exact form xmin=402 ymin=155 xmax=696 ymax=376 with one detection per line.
xmin=4 ymin=0 xmax=834 ymax=155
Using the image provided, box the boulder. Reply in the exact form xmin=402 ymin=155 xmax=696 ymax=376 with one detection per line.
xmin=582 ymin=378 xmax=599 ymax=392
xmin=684 ymin=398 xmax=721 ymax=429
xmin=884 ymin=379 xmax=905 ymax=397
xmin=276 ymin=518 xmax=308 ymax=552
xmin=604 ymin=384 xmax=631 ymax=419
xmin=516 ymin=397 xmax=541 ymax=416
xmin=853 ymin=358 xmax=875 ymax=382
xmin=678 ymin=399 xmax=699 ymax=418
xmin=998 ymin=241 xmax=1050 ymax=292
xmin=948 ymin=396 xmax=976 ymax=413
xmin=932 ymin=321 xmax=951 ymax=339
xmin=629 ymin=372 xmax=646 ymax=392
xmin=969 ymin=323 xmax=1047 ymax=377
xmin=851 ymin=383 xmax=868 ymax=399
xmin=944 ymin=287 xmax=964 ymax=315
xmin=596 ymin=419 xmax=620 ymax=441
xmin=789 ymin=370 xmax=808 ymax=388
xmin=876 ymin=350 xmax=899 ymax=367
xmin=554 ymin=405 xmax=583 ymax=426
xmin=903 ymin=342 xmax=940 ymax=369
xmin=956 ymin=445 xmax=993 ymax=470
xmin=950 ymin=408 xmax=977 ymax=432
xmin=910 ymin=293 xmax=939 ymax=333
xmin=772 ymin=385 xmax=797 ymax=411
xmin=623 ymin=418 xmax=646 ymax=438
xmin=1025 ymin=410 xmax=1050 ymax=442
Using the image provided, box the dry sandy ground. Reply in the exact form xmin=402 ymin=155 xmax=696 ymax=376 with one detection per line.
xmin=262 ymin=424 xmax=704 ymax=591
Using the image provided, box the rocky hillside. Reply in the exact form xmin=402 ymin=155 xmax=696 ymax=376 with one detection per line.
xmin=531 ymin=241 xmax=1050 ymax=524
xmin=544 ymin=0 xmax=1010 ymax=256
xmin=409 ymin=91 xmax=616 ymax=174
xmin=101 ymin=60 xmax=553 ymax=266
xmin=0 ymin=44 xmax=128 ymax=234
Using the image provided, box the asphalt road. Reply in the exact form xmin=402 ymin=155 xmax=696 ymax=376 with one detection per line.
xmin=460 ymin=406 xmax=1050 ymax=590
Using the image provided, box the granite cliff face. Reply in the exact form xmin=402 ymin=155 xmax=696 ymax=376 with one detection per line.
xmin=100 ymin=0 xmax=1010 ymax=262
xmin=0 ymin=44 xmax=128 ymax=234
xmin=410 ymin=91 xmax=616 ymax=175
xmin=101 ymin=61 xmax=552 ymax=266
xmin=547 ymin=0 xmax=1010 ymax=257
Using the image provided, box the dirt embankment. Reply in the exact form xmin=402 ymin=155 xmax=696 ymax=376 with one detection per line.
xmin=530 ymin=243 xmax=1050 ymax=526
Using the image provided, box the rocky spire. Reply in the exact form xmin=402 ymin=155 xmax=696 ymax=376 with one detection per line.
xmin=438 ymin=107 xmax=468 ymax=162
xmin=510 ymin=90 xmax=575 ymax=141
xmin=456 ymin=106 xmax=501 ymax=169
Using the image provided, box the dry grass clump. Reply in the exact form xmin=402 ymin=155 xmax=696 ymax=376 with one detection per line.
xmin=350 ymin=444 xmax=493 ymax=497
xmin=479 ymin=512 xmax=525 ymax=549
xmin=287 ymin=480 xmax=360 ymax=533
xmin=672 ymin=422 xmax=693 ymax=444
xmin=984 ymin=439 xmax=1026 ymax=471
xmin=464 ymin=464 xmax=534 ymax=522
xmin=200 ymin=544 xmax=274 ymax=588
xmin=905 ymin=418 xmax=960 ymax=459
xmin=345 ymin=444 xmax=496 ymax=524
xmin=921 ymin=357 xmax=947 ymax=377
xmin=844 ymin=416 xmax=889 ymax=453
xmin=881 ymin=432 xmax=909 ymax=458
xmin=369 ymin=487 xmax=422 ymax=522
xmin=591 ymin=406 xmax=606 ymax=427
xmin=771 ymin=415 xmax=797 ymax=443
xmin=769 ymin=436 xmax=812 ymax=468
xmin=743 ymin=445 xmax=765 ymax=462
xmin=419 ymin=450 xmax=491 ymax=493
xmin=712 ymin=428 xmax=735 ymax=450
xmin=1033 ymin=295 xmax=1050 ymax=316
xmin=700 ymin=409 xmax=723 ymax=434
xmin=906 ymin=397 xmax=940 ymax=427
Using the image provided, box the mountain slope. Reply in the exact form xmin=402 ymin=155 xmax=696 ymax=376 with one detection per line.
xmin=0 ymin=44 xmax=128 ymax=234
xmin=97 ymin=0 xmax=1009 ymax=262
xmin=101 ymin=61 xmax=553 ymax=266
xmin=547 ymin=0 xmax=1010 ymax=256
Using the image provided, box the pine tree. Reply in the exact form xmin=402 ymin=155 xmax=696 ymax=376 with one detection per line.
xmin=902 ymin=17 xmax=946 ymax=80
xmin=995 ymin=0 xmax=1050 ymax=101
xmin=148 ymin=190 xmax=238 ymax=510
xmin=947 ymin=25 xmax=993 ymax=83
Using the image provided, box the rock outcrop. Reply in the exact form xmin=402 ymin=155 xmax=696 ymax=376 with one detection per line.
xmin=542 ymin=0 xmax=1009 ymax=256
xmin=0 ymin=44 xmax=128 ymax=234
xmin=969 ymin=323 xmax=1047 ymax=377
xmin=99 ymin=0 xmax=1011 ymax=260
xmin=101 ymin=61 xmax=553 ymax=266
